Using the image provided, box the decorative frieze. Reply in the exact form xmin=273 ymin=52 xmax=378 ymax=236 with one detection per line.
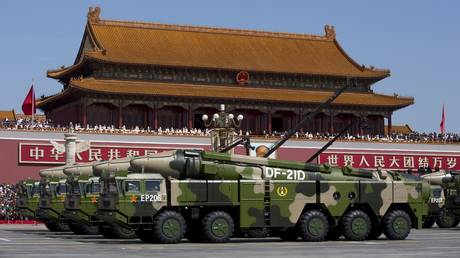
xmin=90 ymin=63 xmax=371 ymax=92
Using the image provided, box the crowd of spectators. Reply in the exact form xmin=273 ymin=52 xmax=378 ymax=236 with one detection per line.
xmin=2 ymin=117 xmax=460 ymax=144
xmin=0 ymin=184 xmax=20 ymax=221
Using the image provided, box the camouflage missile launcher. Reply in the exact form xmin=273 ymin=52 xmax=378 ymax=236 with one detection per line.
xmin=36 ymin=166 xmax=70 ymax=232
xmin=96 ymin=149 xmax=431 ymax=244
xmin=16 ymin=179 xmax=40 ymax=219
xmin=422 ymin=171 xmax=460 ymax=228
xmin=420 ymin=184 xmax=445 ymax=228
xmin=62 ymin=163 xmax=100 ymax=235
xmin=62 ymin=158 xmax=136 ymax=238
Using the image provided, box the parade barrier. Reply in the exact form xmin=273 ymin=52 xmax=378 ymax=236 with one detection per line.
xmin=0 ymin=220 xmax=42 ymax=224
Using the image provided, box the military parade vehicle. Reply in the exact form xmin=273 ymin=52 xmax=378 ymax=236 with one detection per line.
xmin=35 ymin=166 xmax=70 ymax=231
xmin=421 ymin=171 xmax=460 ymax=228
xmin=16 ymin=179 xmax=40 ymax=220
xmin=62 ymin=163 xmax=100 ymax=235
xmin=93 ymin=83 xmax=433 ymax=244
xmin=63 ymin=159 xmax=136 ymax=238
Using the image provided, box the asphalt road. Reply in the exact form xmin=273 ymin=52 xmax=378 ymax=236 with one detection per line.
xmin=1 ymin=224 xmax=459 ymax=258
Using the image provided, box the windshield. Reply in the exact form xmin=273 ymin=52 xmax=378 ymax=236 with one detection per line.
xmin=102 ymin=177 xmax=119 ymax=194
xmin=432 ymin=188 xmax=442 ymax=198
xmin=56 ymin=183 xmax=67 ymax=195
xmin=125 ymin=180 xmax=140 ymax=192
xmin=86 ymin=182 xmax=101 ymax=194
xmin=32 ymin=185 xmax=40 ymax=196
xmin=50 ymin=184 xmax=57 ymax=195
xmin=145 ymin=180 xmax=161 ymax=192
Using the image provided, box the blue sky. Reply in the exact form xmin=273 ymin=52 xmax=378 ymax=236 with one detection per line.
xmin=0 ymin=0 xmax=458 ymax=132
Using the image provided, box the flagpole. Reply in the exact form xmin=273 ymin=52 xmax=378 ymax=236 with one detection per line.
xmin=31 ymin=78 xmax=34 ymax=127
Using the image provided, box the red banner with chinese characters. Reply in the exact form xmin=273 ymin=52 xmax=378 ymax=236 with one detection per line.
xmin=319 ymin=152 xmax=460 ymax=170
xmin=19 ymin=143 xmax=181 ymax=164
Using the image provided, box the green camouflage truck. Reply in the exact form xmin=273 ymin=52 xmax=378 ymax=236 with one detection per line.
xmin=62 ymin=163 xmax=100 ymax=235
xmin=96 ymin=149 xmax=432 ymax=244
xmin=16 ymin=179 xmax=40 ymax=219
xmin=63 ymin=160 xmax=136 ymax=238
xmin=35 ymin=166 xmax=70 ymax=232
xmin=422 ymin=171 xmax=460 ymax=228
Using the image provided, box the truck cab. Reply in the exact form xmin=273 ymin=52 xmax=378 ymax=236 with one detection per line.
xmin=98 ymin=172 xmax=166 ymax=228
xmin=16 ymin=180 xmax=40 ymax=219
xmin=63 ymin=175 xmax=101 ymax=235
xmin=36 ymin=177 xmax=69 ymax=231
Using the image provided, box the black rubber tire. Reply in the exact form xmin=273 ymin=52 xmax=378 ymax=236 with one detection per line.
xmin=136 ymin=230 xmax=156 ymax=243
xmin=45 ymin=221 xmax=70 ymax=232
xmin=100 ymin=225 xmax=136 ymax=239
xmin=383 ymin=210 xmax=411 ymax=240
xmin=326 ymin=226 xmax=342 ymax=241
xmin=69 ymin=222 xmax=99 ymax=235
xmin=297 ymin=210 xmax=329 ymax=242
xmin=436 ymin=210 xmax=458 ymax=228
xmin=152 ymin=210 xmax=186 ymax=244
xmin=279 ymin=228 xmax=299 ymax=241
xmin=367 ymin=225 xmax=383 ymax=240
xmin=453 ymin=219 xmax=460 ymax=228
xmin=422 ymin=219 xmax=436 ymax=228
xmin=99 ymin=226 xmax=115 ymax=238
xmin=201 ymin=211 xmax=234 ymax=243
xmin=341 ymin=210 xmax=371 ymax=241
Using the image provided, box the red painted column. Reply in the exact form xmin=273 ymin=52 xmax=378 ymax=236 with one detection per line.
xmin=154 ymin=105 xmax=158 ymax=130
xmin=329 ymin=111 xmax=334 ymax=134
xmin=387 ymin=113 xmax=392 ymax=136
xmin=188 ymin=105 xmax=193 ymax=129
xmin=82 ymin=98 xmax=87 ymax=126
xmin=267 ymin=111 xmax=272 ymax=134
xmin=118 ymin=101 xmax=123 ymax=128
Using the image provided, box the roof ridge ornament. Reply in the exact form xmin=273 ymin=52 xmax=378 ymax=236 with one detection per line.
xmin=88 ymin=6 xmax=101 ymax=23
xmin=324 ymin=24 xmax=336 ymax=40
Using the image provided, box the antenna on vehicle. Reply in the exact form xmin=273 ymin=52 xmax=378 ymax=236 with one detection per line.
xmin=306 ymin=118 xmax=364 ymax=163
xmin=263 ymin=78 xmax=355 ymax=158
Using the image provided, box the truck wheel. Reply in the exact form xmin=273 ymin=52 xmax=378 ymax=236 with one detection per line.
xmin=436 ymin=210 xmax=458 ymax=228
xmin=100 ymin=225 xmax=136 ymax=239
xmin=297 ymin=210 xmax=329 ymax=241
xmin=69 ymin=222 xmax=99 ymax=235
xmin=45 ymin=221 xmax=70 ymax=232
xmin=112 ymin=226 xmax=137 ymax=239
xmin=153 ymin=210 xmax=186 ymax=244
xmin=279 ymin=228 xmax=299 ymax=241
xmin=136 ymin=230 xmax=156 ymax=243
xmin=201 ymin=211 xmax=234 ymax=243
xmin=422 ymin=219 xmax=435 ymax=228
xmin=44 ymin=221 xmax=59 ymax=231
xmin=342 ymin=210 xmax=371 ymax=241
xmin=383 ymin=210 xmax=411 ymax=240
xmin=453 ymin=219 xmax=460 ymax=228
xmin=367 ymin=225 xmax=383 ymax=240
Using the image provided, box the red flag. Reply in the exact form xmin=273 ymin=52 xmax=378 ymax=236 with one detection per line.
xmin=21 ymin=85 xmax=36 ymax=115
xmin=440 ymin=104 xmax=445 ymax=134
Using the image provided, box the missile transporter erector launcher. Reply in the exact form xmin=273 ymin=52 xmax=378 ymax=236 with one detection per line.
xmin=16 ymin=179 xmax=40 ymax=220
xmin=62 ymin=163 xmax=101 ymax=235
xmin=95 ymin=83 xmax=432 ymax=243
xmin=422 ymin=171 xmax=460 ymax=228
xmin=96 ymin=149 xmax=431 ymax=243
xmin=35 ymin=166 xmax=70 ymax=232
xmin=63 ymin=159 xmax=136 ymax=238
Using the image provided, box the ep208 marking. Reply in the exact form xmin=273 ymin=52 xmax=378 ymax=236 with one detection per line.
xmin=140 ymin=194 xmax=162 ymax=202
xmin=264 ymin=167 xmax=306 ymax=180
